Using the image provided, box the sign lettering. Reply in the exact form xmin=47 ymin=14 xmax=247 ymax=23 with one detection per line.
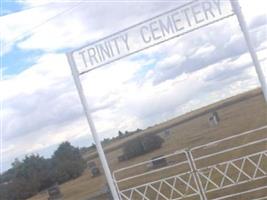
xmin=71 ymin=0 xmax=234 ymax=74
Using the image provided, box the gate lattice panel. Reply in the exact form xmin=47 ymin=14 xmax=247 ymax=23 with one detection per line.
xmin=198 ymin=151 xmax=267 ymax=193
xmin=120 ymin=171 xmax=200 ymax=200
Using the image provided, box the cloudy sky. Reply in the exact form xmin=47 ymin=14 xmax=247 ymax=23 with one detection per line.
xmin=1 ymin=0 xmax=267 ymax=172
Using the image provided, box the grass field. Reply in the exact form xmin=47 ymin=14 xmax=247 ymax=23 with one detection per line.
xmin=29 ymin=88 xmax=267 ymax=200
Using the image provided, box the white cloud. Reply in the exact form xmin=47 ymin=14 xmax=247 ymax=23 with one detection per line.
xmin=1 ymin=52 xmax=160 ymax=168
xmin=2 ymin=0 xmax=267 ymax=171
xmin=240 ymin=0 xmax=267 ymax=23
xmin=156 ymin=55 xmax=185 ymax=70
xmin=0 ymin=4 xmax=80 ymax=54
xmin=18 ymin=0 xmax=56 ymax=8
xmin=2 ymin=54 xmax=69 ymax=100
xmin=193 ymin=44 xmax=216 ymax=57
xmin=1 ymin=1 xmax=178 ymax=54
xmin=17 ymin=9 xmax=103 ymax=51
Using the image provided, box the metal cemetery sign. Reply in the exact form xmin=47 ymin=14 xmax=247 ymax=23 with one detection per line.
xmin=71 ymin=0 xmax=234 ymax=75
xmin=66 ymin=0 xmax=267 ymax=199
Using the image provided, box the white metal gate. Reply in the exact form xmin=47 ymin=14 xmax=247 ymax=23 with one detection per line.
xmin=113 ymin=125 xmax=267 ymax=200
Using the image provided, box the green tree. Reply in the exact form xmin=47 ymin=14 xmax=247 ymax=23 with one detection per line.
xmin=16 ymin=155 xmax=55 ymax=196
xmin=0 ymin=142 xmax=86 ymax=199
xmin=0 ymin=154 xmax=55 ymax=200
xmin=52 ymin=142 xmax=86 ymax=183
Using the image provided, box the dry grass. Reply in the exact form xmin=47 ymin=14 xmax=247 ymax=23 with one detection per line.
xmin=28 ymin=88 xmax=267 ymax=200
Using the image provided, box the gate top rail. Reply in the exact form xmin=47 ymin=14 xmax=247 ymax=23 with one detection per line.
xmin=113 ymin=149 xmax=187 ymax=181
xmin=191 ymin=125 xmax=267 ymax=151
xmin=194 ymin=137 xmax=267 ymax=162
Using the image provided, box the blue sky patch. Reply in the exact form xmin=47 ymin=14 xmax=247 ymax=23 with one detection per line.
xmin=3 ymin=47 xmax=43 ymax=76
xmin=1 ymin=1 xmax=24 ymax=17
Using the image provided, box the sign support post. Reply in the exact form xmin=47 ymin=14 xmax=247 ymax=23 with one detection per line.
xmin=230 ymin=0 xmax=267 ymax=102
xmin=66 ymin=53 xmax=120 ymax=200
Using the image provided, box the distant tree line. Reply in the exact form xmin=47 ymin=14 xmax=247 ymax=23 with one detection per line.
xmin=0 ymin=142 xmax=86 ymax=200
xmin=79 ymin=129 xmax=144 ymax=157
xmin=79 ymin=143 xmax=96 ymax=155
xmin=102 ymin=129 xmax=143 ymax=145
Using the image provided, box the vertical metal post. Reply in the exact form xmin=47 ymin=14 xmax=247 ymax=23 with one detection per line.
xmin=66 ymin=53 xmax=120 ymax=200
xmin=230 ymin=0 xmax=267 ymax=102
xmin=112 ymin=172 xmax=122 ymax=200
xmin=185 ymin=149 xmax=207 ymax=200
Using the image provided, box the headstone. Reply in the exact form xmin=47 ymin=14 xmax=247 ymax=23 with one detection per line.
xmin=209 ymin=111 xmax=220 ymax=126
xmin=91 ymin=166 xmax=101 ymax=177
xmin=87 ymin=161 xmax=96 ymax=169
xmin=47 ymin=184 xmax=62 ymax=200
xmin=88 ymin=161 xmax=101 ymax=177
xmin=151 ymin=155 xmax=168 ymax=169
xmin=118 ymin=154 xmax=126 ymax=162
xmin=164 ymin=129 xmax=171 ymax=137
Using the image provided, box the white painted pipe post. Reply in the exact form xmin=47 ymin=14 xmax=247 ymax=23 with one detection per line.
xmin=66 ymin=53 xmax=120 ymax=200
xmin=185 ymin=149 xmax=207 ymax=200
xmin=230 ymin=0 xmax=267 ymax=102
